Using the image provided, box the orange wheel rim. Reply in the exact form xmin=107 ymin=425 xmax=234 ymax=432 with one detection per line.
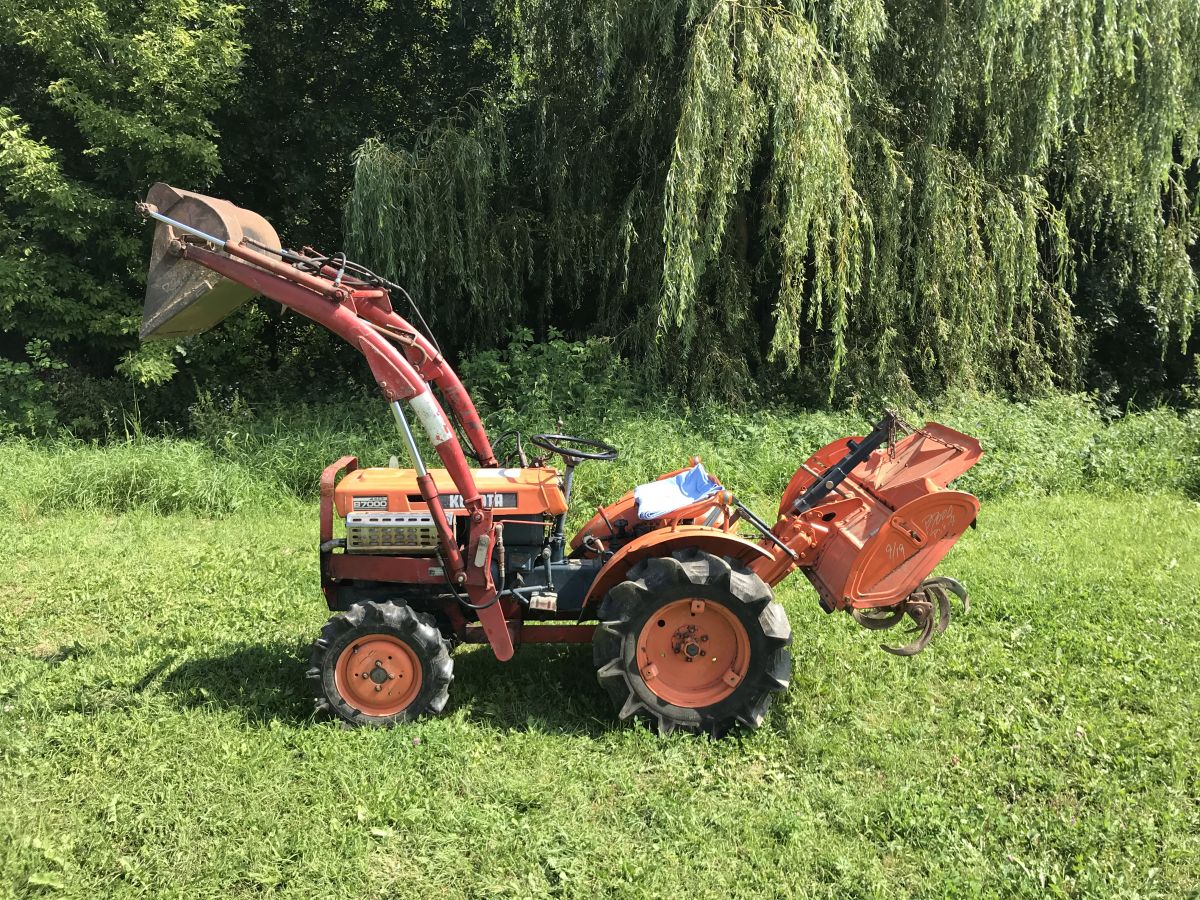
xmin=636 ymin=598 xmax=750 ymax=707
xmin=334 ymin=635 xmax=422 ymax=716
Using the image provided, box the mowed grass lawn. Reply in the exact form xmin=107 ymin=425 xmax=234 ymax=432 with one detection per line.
xmin=1 ymin=490 xmax=1197 ymax=898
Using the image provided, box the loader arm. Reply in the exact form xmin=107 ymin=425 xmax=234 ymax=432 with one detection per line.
xmin=298 ymin=258 xmax=495 ymax=466
xmin=350 ymin=293 xmax=496 ymax=466
xmin=136 ymin=187 xmax=514 ymax=659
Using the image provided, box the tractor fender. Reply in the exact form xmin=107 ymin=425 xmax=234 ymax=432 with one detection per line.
xmin=581 ymin=525 xmax=773 ymax=610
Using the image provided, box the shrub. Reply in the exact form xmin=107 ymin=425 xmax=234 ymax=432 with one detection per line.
xmin=459 ymin=329 xmax=636 ymax=431
xmin=2 ymin=339 xmax=1198 ymax=517
xmin=1081 ymin=407 xmax=1200 ymax=497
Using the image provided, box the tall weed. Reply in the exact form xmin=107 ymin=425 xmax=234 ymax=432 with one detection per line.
xmin=2 ymin=393 xmax=1197 ymax=518
xmin=0 ymin=439 xmax=278 ymax=519
xmin=1081 ymin=407 xmax=1200 ymax=496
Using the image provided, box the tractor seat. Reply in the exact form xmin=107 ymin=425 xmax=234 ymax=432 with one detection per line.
xmin=633 ymin=463 xmax=720 ymax=520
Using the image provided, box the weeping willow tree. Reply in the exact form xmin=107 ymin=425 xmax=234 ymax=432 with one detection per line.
xmin=346 ymin=0 xmax=1200 ymax=404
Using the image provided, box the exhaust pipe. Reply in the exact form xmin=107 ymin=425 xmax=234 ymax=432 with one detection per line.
xmin=139 ymin=183 xmax=281 ymax=340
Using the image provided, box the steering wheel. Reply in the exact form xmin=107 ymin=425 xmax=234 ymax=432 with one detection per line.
xmin=529 ymin=433 xmax=619 ymax=462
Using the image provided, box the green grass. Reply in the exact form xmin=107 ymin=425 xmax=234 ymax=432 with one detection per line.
xmin=2 ymin=486 xmax=1198 ymax=898
xmin=4 ymin=394 xmax=1199 ymax=523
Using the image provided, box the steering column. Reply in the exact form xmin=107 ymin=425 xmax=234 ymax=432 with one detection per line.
xmin=529 ymin=433 xmax=619 ymax=562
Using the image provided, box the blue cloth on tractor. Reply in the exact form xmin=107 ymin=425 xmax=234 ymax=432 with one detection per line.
xmin=633 ymin=463 xmax=721 ymax=520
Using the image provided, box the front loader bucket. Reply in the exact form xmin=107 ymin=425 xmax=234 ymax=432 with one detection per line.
xmin=140 ymin=183 xmax=281 ymax=340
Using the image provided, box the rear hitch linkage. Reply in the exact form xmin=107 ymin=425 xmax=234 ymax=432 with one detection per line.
xmin=851 ymin=576 xmax=970 ymax=656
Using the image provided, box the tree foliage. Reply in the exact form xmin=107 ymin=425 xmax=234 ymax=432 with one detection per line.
xmin=0 ymin=0 xmax=505 ymax=431
xmin=0 ymin=0 xmax=244 ymax=426
xmin=201 ymin=0 xmax=510 ymax=402
xmin=214 ymin=0 xmax=508 ymax=248
xmin=1 ymin=0 xmax=1197 ymax=429
xmin=348 ymin=0 xmax=1200 ymax=404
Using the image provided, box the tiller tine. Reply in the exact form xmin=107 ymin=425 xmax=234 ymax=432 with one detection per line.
xmin=880 ymin=596 xmax=935 ymax=657
xmin=924 ymin=575 xmax=970 ymax=615
xmin=139 ymin=182 xmax=281 ymax=340
xmin=862 ymin=576 xmax=969 ymax=656
xmin=927 ymin=583 xmax=951 ymax=635
xmin=850 ymin=606 xmax=906 ymax=631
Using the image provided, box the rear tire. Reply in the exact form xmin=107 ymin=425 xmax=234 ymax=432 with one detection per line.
xmin=309 ymin=600 xmax=452 ymax=727
xmin=592 ymin=549 xmax=791 ymax=736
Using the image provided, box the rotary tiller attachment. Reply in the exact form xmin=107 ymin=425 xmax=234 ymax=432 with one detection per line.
xmin=139 ymin=182 xmax=281 ymax=340
xmin=757 ymin=412 xmax=982 ymax=656
xmin=852 ymin=576 xmax=970 ymax=656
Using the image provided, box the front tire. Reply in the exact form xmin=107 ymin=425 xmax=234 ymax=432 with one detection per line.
xmin=592 ymin=549 xmax=792 ymax=736
xmin=309 ymin=600 xmax=452 ymax=727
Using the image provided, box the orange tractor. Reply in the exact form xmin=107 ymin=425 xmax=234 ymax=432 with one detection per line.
xmin=137 ymin=184 xmax=983 ymax=735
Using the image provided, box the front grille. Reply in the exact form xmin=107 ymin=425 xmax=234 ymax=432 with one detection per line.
xmin=345 ymin=512 xmax=439 ymax=554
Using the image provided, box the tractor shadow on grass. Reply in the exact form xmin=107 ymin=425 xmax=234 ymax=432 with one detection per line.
xmin=162 ymin=641 xmax=314 ymax=726
xmin=160 ymin=640 xmax=612 ymax=735
xmin=449 ymin=643 xmax=611 ymax=736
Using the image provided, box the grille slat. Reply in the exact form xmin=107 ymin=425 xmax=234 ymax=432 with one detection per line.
xmin=345 ymin=512 xmax=439 ymax=554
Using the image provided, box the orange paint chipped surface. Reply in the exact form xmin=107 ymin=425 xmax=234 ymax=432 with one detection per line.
xmin=636 ymin=598 xmax=750 ymax=708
